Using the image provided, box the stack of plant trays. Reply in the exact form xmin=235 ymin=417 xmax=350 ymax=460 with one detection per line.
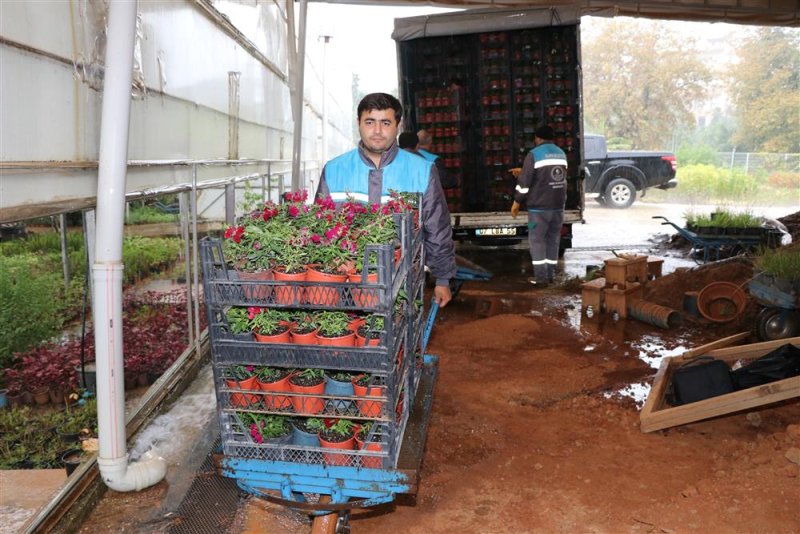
xmin=200 ymin=210 xmax=425 ymax=471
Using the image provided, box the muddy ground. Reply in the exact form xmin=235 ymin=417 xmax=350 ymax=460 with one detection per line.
xmin=75 ymin=216 xmax=800 ymax=534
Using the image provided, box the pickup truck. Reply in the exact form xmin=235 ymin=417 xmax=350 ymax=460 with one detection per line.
xmin=584 ymin=134 xmax=677 ymax=208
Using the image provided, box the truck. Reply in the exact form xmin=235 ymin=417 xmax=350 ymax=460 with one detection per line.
xmin=393 ymin=7 xmax=585 ymax=251
xmin=584 ymin=133 xmax=678 ymax=209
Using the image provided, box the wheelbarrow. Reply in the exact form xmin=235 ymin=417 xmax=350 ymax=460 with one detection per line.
xmin=748 ymin=272 xmax=800 ymax=340
xmin=652 ymin=215 xmax=765 ymax=264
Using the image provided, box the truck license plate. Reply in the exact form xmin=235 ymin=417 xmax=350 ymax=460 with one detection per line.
xmin=475 ymin=227 xmax=516 ymax=236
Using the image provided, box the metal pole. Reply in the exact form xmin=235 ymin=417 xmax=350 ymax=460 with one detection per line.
xmin=744 ymin=152 xmax=750 ymax=176
xmin=191 ymin=165 xmax=201 ymax=345
xmin=320 ymin=35 xmax=331 ymax=166
xmin=59 ymin=213 xmax=71 ymax=287
xmin=290 ymin=0 xmax=308 ymax=191
xmin=179 ymin=191 xmax=194 ymax=347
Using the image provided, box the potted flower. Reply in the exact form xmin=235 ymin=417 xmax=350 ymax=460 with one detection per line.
xmin=356 ymin=315 xmax=384 ymax=347
xmin=314 ymin=311 xmax=355 ymax=347
xmin=354 ymin=421 xmax=383 ymax=468
xmin=306 ymin=237 xmax=354 ymax=306
xmin=256 ymin=366 xmax=292 ymax=410
xmin=318 ymin=419 xmax=356 ymax=466
xmin=225 ymin=307 xmax=253 ymax=341
xmin=287 ymin=368 xmax=326 ymax=414
xmin=270 ymin=221 xmax=311 ymax=305
xmin=242 ymin=413 xmax=292 ymax=445
xmin=223 ymin=224 xmax=273 ymax=299
xmin=351 ymin=374 xmax=385 ymax=418
xmin=324 ymin=371 xmax=355 ymax=413
xmin=223 ymin=365 xmax=259 ymax=407
xmin=250 ymin=308 xmax=291 ymax=343
xmin=291 ymin=417 xmax=325 ymax=449
xmin=289 ymin=312 xmax=320 ymax=345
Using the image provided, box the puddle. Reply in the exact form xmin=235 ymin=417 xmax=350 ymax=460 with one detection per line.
xmin=604 ymin=381 xmax=651 ymax=407
xmin=633 ymin=335 xmax=689 ymax=369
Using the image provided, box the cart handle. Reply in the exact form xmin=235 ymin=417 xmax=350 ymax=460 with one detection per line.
xmin=421 ymin=298 xmax=439 ymax=355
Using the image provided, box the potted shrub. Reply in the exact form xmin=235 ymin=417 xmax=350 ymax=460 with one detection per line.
xmin=318 ymin=419 xmax=356 ymax=466
xmin=257 ymin=366 xmax=292 ymax=410
xmin=242 ymin=413 xmax=292 ymax=446
xmin=306 ymin=237 xmax=353 ymax=306
xmin=291 ymin=417 xmax=325 ymax=448
xmin=269 ymin=221 xmax=310 ymax=305
xmin=250 ymin=308 xmax=291 ymax=344
xmin=289 ymin=312 xmax=320 ymax=345
xmin=314 ymin=311 xmax=355 ymax=347
xmin=287 ymin=368 xmax=326 ymax=414
xmin=351 ymin=374 xmax=385 ymax=418
xmin=225 ymin=307 xmax=253 ymax=341
xmin=223 ymin=365 xmax=260 ymax=407
xmin=324 ymin=371 xmax=355 ymax=413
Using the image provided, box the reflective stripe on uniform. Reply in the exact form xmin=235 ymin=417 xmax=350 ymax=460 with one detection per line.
xmin=516 ymin=184 xmax=529 ymax=193
xmin=531 ymin=259 xmax=547 ymax=265
xmin=534 ymin=158 xmax=568 ymax=169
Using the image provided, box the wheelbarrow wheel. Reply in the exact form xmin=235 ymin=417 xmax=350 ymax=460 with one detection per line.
xmin=755 ymin=307 xmax=800 ymax=341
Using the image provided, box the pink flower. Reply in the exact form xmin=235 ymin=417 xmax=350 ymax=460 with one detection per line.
xmin=311 ymin=234 xmax=321 ymax=244
xmin=288 ymin=205 xmax=299 ymax=217
xmin=224 ymin=226 xmax=245 ymax=243
xmin=247 ymin=307 xmax=262 ymax=320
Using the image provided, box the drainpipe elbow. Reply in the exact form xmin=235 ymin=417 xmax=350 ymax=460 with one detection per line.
xmin=97 ymin=451 xmax=167 ymax=492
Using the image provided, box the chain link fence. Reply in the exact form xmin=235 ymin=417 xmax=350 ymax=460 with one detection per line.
xmin=715 ymin=152 xmax=800 ymax=176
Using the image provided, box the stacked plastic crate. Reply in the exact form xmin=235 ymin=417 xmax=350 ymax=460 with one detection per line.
xmin=200 ymin=211 xmax=425 ymax=471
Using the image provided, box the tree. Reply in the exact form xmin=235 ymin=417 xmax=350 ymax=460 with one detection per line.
xmin=582 ymin=19 xmax=710 ymax=149
xmin=728 ymin=28 xmax=799 ymax=153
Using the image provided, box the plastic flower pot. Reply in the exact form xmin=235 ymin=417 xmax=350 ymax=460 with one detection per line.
xmin=254 ymin=325 xmax=291 ymax=344
xmin=315 ymin=331 xmax=356 ymax=347
xmin=306 ymin=266 xmax=347 ymax=306
xmin=288 ymin=376 xmax=326 ymax=414
xmin=290 ymin=327 xmax=319 ymax=345
xmin=235 ymin=270 xmax=273 ymax=300
xmin=351 ymin=376 xmax=385 ymax=418
xmin=318 ymin=432 xmax=355 ymax=466
xmin=258 ymin=373 xmax=292 ymax=410
xmin=324 ymin=376 xmax=355 ymax=413
xmin=226 ymin=376 xmax=259 ymax=408
xmin=61 ymin=449 xmax=83 ymax=476
xmin=355 ymin=436 xmax=383 ymax=469
xmin=76 ymin=362 xmax=97 ymax=393
xmin=273 ymin=267 xmax=307 ymax=305
xmin=348 ymin=272 xmax=379 ymax=307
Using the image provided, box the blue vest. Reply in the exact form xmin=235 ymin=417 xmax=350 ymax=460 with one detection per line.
xmin=418 ymin=148 xmax=439 ymax=162
xmin=324 ymin=148 xmax=432 ymax=203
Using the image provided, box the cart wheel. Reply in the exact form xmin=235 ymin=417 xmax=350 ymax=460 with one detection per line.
xmin=311 ymin=510 xmax=349 ymax=534
xmin=755 ymin=307 xmax=800 ymax=341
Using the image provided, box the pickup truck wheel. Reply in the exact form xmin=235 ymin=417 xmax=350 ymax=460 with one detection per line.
xmin=604 ymin=178 xmax=636 ymax=209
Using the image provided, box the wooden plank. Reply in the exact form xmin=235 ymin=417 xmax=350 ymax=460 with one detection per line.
xmin=680 ymin=332 xmax=750 ymax=359
xmin=640 ymin=338 xmax=800 ymax=433
xmin=641 ymin=376 xmax=800 ymax=433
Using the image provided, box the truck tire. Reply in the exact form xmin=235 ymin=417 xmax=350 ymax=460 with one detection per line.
xmin=604 ymin=178 xmax=636 ymax=209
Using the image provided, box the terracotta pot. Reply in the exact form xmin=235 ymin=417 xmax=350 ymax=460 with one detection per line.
xmin=306 ymin=266 xmax=347 ymax=306
xmin=226 ymin=376 xmax=259 ymax=408
xmin=697 ymin=281 xmax=747 ymax=323
xmin=32 ymin=386 xmax=50 ymax=405
xmin=351 ymin=376 xmax=385 ymax=418
xmin=258 ymin=373 xmax=292 ymax=410
xmin=235 ymin=270 xmax=273 ymax=300
xmin=290 ymin=327 xmax=319 ymax=345
xmin=273 ymin=266 xmax=307 ymax=305
xmin=355 ymin=436 xmax=383 ymax=468
xmin=288 ymin=377 xmax=326 ymax=414
xmin=254 ymin=325 xmax=291 ymax=344
xmin=315 ymin=332 xmax=355 ymax=347
xmin=355 ymin=329 xmax=381 ymax=347
xmin=318 ymin=432 xmax=355 ymax=466
xmin=348 ymin=272 xmax=379 ymax=307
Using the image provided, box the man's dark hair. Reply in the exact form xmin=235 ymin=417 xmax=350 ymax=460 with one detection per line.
xmin=398 ymin=131 xmax=418 ymax=149
xmin=534 ymin=124 xmax=555 ymax=141
xmin=357 ymin=93 xmax=403 ymax=122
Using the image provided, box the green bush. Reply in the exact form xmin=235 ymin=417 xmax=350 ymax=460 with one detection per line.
xmin=675 ymin=143 xmax=718 ymax=166
xmin=126 ymin=205 xmax=179 ymax=225
xmin=0 ymin=254 xmax=68 ymax=367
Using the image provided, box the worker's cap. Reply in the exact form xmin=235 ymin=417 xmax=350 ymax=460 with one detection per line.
xmin=398 ymin=131 xmax=419 ymax=149
xmin=534 ymin=125 xmax=555 ymax=140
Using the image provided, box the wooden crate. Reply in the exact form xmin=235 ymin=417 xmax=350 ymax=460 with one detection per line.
xmin=581 ymin=277 xmax=605 ymax=310
xmin=640 ymin=335 xmax=800 ymax=433
xmin=647 ymin=258 xmax=664 ymax=279
xmin=604 ymin=282 xmax=643 ymax=318
xmin=604 ymin=255 xmax=648 ymax=287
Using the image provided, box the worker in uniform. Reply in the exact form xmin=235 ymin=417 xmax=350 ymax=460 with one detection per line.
xmin=510 ymin=125 xmax=568 ymax=287
xmin=416 ymin=129 xmax=455 ymax=188
xmin=316 ymin=93 xmax=457 ymax=307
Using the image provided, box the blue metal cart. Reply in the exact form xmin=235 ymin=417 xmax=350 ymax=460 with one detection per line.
xmin=652 ymin=215 xmax=768 ymax=264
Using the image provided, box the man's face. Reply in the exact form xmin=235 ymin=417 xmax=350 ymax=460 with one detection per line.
xmin=358 ymin=109 xmax=399 ymax=155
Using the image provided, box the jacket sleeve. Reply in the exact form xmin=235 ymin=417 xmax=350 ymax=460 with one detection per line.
xmin=435 ymin=158 xmax=456 ymax=189
xmin=513 ymin=152 xmax=535 ymax=206
xmin=421 ymin=166 xmax=457 ymax=285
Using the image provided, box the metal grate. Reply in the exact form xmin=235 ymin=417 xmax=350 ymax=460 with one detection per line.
xmin=165 ymin=437 xmax=246 ymax=534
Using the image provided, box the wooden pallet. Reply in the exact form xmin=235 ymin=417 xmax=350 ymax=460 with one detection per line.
xmin=640 ymin=335 xmax=800 ymax=433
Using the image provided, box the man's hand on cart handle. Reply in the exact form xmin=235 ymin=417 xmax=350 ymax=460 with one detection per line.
xmin=510 ymin=201 xmax=520 ymax=218
xmin=510 ymin=167 xmax=522 ymax=177
xmin=434 ymin=285 xmax=451 ymax=307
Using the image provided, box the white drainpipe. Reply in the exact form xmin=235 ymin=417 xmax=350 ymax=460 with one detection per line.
xmin=93 ymin=0 xmax=166 ymax=492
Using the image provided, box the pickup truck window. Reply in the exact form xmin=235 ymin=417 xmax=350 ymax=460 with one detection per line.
xmin=584 ymin=136 xmax=605 ymax=160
